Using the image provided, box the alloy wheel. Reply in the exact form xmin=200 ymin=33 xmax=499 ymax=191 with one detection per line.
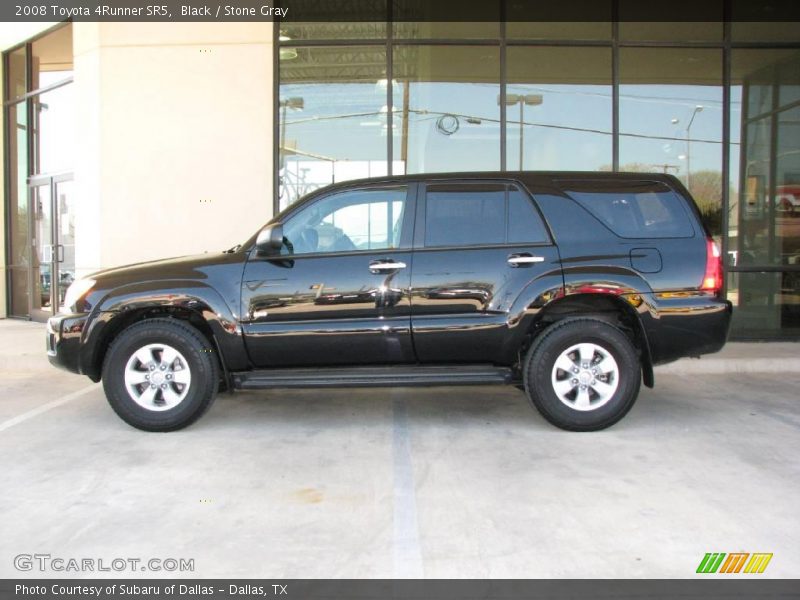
xmin=123 ymin=343 xmax=192 ymax=411
xmin=550 ymin=342 xmax=620 ymax=412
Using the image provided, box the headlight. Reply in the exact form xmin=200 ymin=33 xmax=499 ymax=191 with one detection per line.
xmin=62 ymin=278 xmax=96 ymax=312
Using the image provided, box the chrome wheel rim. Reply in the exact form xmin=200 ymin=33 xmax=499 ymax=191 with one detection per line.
xmin=124 ymin=343 xmax=191 ymax=411
xmin=551 ymin=342 xmax=619 ymax=412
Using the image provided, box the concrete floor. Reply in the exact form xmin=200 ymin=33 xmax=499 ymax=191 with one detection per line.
xmin=0 ymin=319 xmax=798 ymax=578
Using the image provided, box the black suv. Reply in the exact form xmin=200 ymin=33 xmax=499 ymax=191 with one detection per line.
xmin=47 ymin=172 xmax=731 ymax=432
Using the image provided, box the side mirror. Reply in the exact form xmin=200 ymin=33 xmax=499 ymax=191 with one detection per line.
xmin=255 ymin=223 xmax=284 ymax=252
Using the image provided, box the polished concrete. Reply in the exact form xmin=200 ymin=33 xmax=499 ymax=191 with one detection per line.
xmin=1 ymin=319 xmax=798 ymax=578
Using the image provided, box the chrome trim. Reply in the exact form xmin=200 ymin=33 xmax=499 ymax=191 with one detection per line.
xmin=369 ymin=261 xmax=407 ymax=273
xmin=507 ymin=255 xmax=545 ymax=266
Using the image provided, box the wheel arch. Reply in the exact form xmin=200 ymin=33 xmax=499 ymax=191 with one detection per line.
xmin=526 ymin=292 xmax=655 ymax=388
xmin=80 ymin=281 xmax=248 ymax=384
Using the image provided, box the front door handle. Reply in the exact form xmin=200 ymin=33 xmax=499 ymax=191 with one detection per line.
xmin=369 ymin=260 xmax=407 ymax=274
xmin=507 ymin=253 xmax=545 ymax=267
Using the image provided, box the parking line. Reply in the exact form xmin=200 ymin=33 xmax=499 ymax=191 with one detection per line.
xmin=0 ymin=383 xmax=99 ymax=432
xmin=392 ymin=395 xmax=424 ymax=578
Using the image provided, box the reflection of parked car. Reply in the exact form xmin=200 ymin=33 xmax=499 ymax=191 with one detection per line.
xmin=40 ymin=271 xmax=74 ymax=306
xmin=47 ymin=172 xmax=731 ymax=433
xmin=775 ymin=185 xmax=800 ymax=215
xmin=39 ymin=272 xmax=52 ymax=306
xmin=785 ymin=254 xmax=800 ymax=293
xmin=59 ymin=272 xmax=74 ymax=304
xmin=315 ymin=288 xmax=377 ymax=305
xmin=425 ymin=287 xmax=492 ymax=304
xmin=744 ymin=184 xmax=800 ymax=217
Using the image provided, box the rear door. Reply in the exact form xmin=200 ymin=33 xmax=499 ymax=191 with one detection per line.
xmin=410 ymin=180 xmax=561 ymax=363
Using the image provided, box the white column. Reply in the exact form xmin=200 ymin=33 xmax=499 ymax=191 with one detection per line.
xmin=72 ymin=22 xmax=274 ymax=276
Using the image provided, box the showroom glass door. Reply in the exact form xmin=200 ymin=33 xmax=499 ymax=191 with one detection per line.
xmin=27 ymin=173 xmax=74 ymax=321
xmin=728 ymin=50 xmax=800 ymax=337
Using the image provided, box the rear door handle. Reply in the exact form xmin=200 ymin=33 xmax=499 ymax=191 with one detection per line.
xmin=369 ymin=260 xmax=407 ymax=274
xmin=507 ymin=253 xmax=545 ymax=267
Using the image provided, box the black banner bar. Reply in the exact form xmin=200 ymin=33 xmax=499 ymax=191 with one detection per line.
xmin=2 ymin=579 xmax=800 ymax=600
xmin=2 ymin=0 xmax=800 ymax=23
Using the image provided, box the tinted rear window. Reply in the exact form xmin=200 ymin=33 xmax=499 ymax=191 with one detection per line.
xmin=424 ymin=183 xmax=549 ymax=247
xmin=425 ymin=184 xmax=506 ymax=247
xmin=559 ymin=180 xmax=695 ymax=239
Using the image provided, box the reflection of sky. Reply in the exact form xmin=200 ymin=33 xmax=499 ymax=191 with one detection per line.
xmin=35 ymin=70 xmax=74 ymax=176
xmin=37 ymin=85 xmax=74 ymax=175
xmin=506 ymin=83 xmax=611 ymax=171
xmin=397 ymin=81 xmax=501 ymax=173
xmin=620 ymin=83 xmax=723 ymax=176
xmin=730 ymin=86 xmax=744 ymax=191
xmin=282 ymin=80 xmax=730 ymax=180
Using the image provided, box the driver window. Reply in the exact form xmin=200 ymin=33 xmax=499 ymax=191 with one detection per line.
xmin=283 ymin=187 xmax=407 ymax=255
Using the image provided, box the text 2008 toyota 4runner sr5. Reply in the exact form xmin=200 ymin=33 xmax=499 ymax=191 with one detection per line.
xmin=47 ymin=172 xmax=731 ymax=432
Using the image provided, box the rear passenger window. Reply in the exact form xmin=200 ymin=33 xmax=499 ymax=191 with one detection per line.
xmin=508 ymin=188 xmax=549 ymax=243
xmin=424 ymin=184 xmax=549 ymax=247
xmin=560 ymin=180 xmax=695 ymax=239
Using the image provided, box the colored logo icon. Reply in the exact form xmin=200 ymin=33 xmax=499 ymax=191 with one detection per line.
xmin=696 ymin=553 xmax=773 ymax=574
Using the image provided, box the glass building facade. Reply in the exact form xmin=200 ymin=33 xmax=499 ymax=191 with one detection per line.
xmin=3 ymin=24 xmax=74 ymax=321
xmin=277 ymin=9 xmax=800 ymax=339
xmin=2 ymin=11 xmax=798 ymax=341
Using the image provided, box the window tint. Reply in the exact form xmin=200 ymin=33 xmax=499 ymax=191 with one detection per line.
xmin=283 ymin=187 xmax=406 ymax=255
xmin=560 ymin=180 xmax=695 ymax=239
xmin=508 ymin=188 xmax=549 ymax=243
xmin=425 ymin=185 xmax=505 ymax=247
xmin=425 ymin=184 xmax=549 ymax=247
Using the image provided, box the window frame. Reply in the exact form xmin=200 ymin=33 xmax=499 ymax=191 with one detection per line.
xmin=3 ymin=23 xmax=74 ymax=105
xmin=414 ymin=178 xmax=553 ymax=251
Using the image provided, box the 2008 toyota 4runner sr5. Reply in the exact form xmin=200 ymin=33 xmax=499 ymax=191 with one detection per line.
xmin=47 ymin=172 xmax=731 ymax=432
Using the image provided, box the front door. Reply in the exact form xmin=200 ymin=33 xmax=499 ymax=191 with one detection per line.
xmin=241 ymin=184 xmax=416 ymax=368
xmin=410 ymin=181 xmax=561 ymax=362
xmin=27 ymin=173 xmax=75 ymax=321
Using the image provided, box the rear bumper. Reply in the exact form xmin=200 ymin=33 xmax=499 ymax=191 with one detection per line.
xmin=644 ymin=296 xmax=733 ymax=365
xmin=47 ymin=313 xmax=90 ymax=375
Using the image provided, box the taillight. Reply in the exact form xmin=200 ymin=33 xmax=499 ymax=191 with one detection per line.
xmin=701 ymin=238 xmax=723 ymax=294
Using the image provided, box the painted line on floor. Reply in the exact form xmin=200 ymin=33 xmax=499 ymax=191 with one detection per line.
xmin=391 ymin=395 xmax=424 ymax=578
xmin=656 ymin=358 xmax=800 ymax=375
xmin=0 ymin=383 xmax=99 ymax=432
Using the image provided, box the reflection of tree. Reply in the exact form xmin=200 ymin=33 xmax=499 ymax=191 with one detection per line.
xmin=600 ymin=162 xmax=651 ymax=173
xmin=686 ymin=170 xmax=723 ymax=235
xmin=601 ymin=163 xmax=730 ymax=236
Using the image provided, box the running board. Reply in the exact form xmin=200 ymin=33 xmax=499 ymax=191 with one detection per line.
xmin=232 ymin=365 xmax=514 ymax=390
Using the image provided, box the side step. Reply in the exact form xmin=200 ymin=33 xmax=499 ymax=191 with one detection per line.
xmin=232 ymin=365 xmax=514 ymax=390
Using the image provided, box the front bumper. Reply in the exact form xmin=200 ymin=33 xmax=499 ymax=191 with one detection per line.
xmin=47 ymin=313 xmax=90 ymax=374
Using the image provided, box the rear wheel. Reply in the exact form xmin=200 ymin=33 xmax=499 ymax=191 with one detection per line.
xmin=523 ymin=317 xmax=641 ymax=431
xmin=102 ymin=319 xmax=219 ymax=431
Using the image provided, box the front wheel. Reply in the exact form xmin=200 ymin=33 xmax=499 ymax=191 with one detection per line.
xmin=102 ymin=319 xmax=219 ymax=431
xmin=523 ymin=317 xmax=641 ymax=431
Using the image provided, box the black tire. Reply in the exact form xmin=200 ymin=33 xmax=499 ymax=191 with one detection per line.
xmin=102 ymin=318 xmax=219 ymax=431
xmin=523 ymin=317 xmax=641 ymax=431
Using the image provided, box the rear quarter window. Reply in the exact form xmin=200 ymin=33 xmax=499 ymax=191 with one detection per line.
xmin=558 ymin=179 xmax=696 ymax=239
